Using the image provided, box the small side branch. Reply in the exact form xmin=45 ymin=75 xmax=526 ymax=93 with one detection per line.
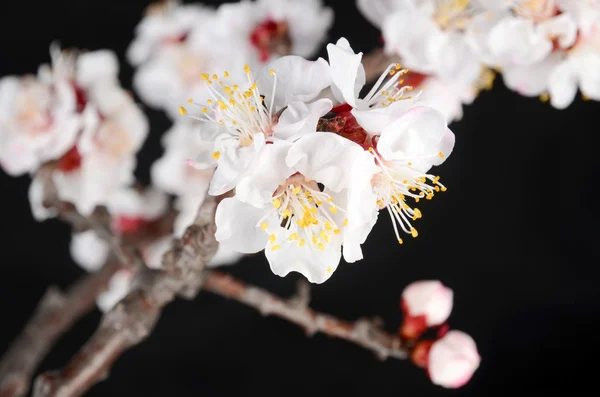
xmin=32 ymin=199 xmax=219 ymax=397
xmin=203 ymin=271 xmax=408 ymax=361
xmin=0 ymin=262 xmax=121 ymax=397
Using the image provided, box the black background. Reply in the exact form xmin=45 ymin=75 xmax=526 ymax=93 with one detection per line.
xmin=1 ymin=1 xmax=599 ymax=396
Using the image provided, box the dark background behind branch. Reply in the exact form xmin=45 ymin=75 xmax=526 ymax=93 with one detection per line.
xmin=1 ymin=0 xmax=599 ymax=395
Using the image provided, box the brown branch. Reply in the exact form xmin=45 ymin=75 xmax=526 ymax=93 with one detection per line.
xmin=0 ymin=165 xmax=147 ymax=397
xmin=32 ymin=198 xmax=219 ymax=397
xmin=203 ymin=271 xmax=408 ymax=361
xmin=0 ymin=262 xmax=121 ymax=397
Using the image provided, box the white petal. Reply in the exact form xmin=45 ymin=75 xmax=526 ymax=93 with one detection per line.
xmin=214 ymin=197 xmax=269 ymax=254
xmin=235 ymin=140 xmax=295 ymax=208
xmin=96 ymin=270 xmax=133 ymax=313
xmin=537 ymin=13 xmax=578 ymax=49
xmin=578 ymin=52 xmax=600 ymax=101
xmin=207 ymin=140 xmax=255 ymax=196
xmin=206 ymin=244 xmax=244 ymax=268
xmin=488 ymin=17 xmax=552 ymax=65
xmin=382 ymin=11 xmax=439 ymax=73
xmin=378 ymin=106 xmax=454 ymax=172
xmin=272 ymin=98 xmax=332 ymax=141
xmin=548 ymin=60 xmax=578 ymax=109
xmin=352 ymin=99 xmax=416 ymax=135
xmin=265 ymin=236 xmax=342 ymax=284
xmin=502 ymin=52 xmax=562 ymax=96
xmin=342 ymin=151 xmax=380 ymax=263
xmin=286 ymin=132 xmax=365 ymax=192
xmin=76 ymin=50 xmax=119 ymax=89
xmin=326 ymin=38 xmax=366 ymax=107
xmin=257 ymin=56 xmax=332 ymax=111
xmin=70 ymin=230 xmax=111 ymax=272
xmin=28 ymin=175 xmax=57 ymax=221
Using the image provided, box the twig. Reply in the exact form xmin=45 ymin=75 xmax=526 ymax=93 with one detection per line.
xmin=0 ymin=262 xmax=121 ymax=397
xmin=32 ymin=198 xmax=219 ymax=397
xmin=203 ymin=271 xmax=408 ymax=361
xmin=0 ymin=165 xmax=147 ymax=397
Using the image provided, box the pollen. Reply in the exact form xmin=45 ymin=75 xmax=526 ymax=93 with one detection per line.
xmin=411 ymin=228 xmax=418 ymax=238
xmin=269 ymin=68 xmax=275 ymax=76
xmin=178 ymin=106 xmax=187 ymax=116
xmin=269 ymin=234 xmax=277 ymax=243
xmin=271 ymin=245 xmax=281 ymax=251
xmin=187 ymin=98 xmax=193 ymax=104
xmin=211 ymin=151 xmax=221 ymax=160
xmin=272 ymin=198 xmax=281 ymax=208
xmin=261 ymin=222 xmax=269 ymax=230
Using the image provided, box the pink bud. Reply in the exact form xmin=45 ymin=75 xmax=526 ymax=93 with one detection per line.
xmin=401 ymin=280 xmax=453 ymax=326
xmin=428 ymin=331 xmax=481 ymax=388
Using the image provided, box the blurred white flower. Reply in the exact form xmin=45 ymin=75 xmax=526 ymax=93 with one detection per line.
xmin=53 ymin=81 xmax=149 ymax=216
xmin=208 ymin=0 xmax=333 ymax=64
xmin=468 ymin=0 xmax=600 ymax=107
xmin=215 ymin=134 xmax=362 ymax=284
xmin=0 ymin=45 xmax=82 ymax=176
xmin=127 ymin=0 xmax=212 ymax=66
xmin=184 ymin=58 xmax=332 ymax=196
xmin=428 ymin=330 xmax=481 ymax=388
xmin=402 ymin=280 xmax=454 ymax=326
xmin=128 ymin=0 xmax=332 ymax=119
xmin=151 ymin=120 xmax=213 ymax=202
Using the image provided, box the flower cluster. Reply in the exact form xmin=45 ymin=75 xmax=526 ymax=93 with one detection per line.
xmin=128 ymin=0 xmax=333 ymax=119
xmin=184 ymin=37 xmax=455 ymax=283
xmin=358 ymin=0 xmax=600 ymax=115
xmin=0 ymin=45 xmax=149 ymax=217
xmin=400 ymin=280 xmax=481 ymax=388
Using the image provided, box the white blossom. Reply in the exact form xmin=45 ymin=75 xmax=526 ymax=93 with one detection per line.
xmin=468 ymin=0 xmax=600 ymax=107
xmin=0 ymin=45 xmax=83 ymax=176
xmin=325 ymin=38 xmax=454 ymax=261
xmin=52 ymin=80 xmax=149 ymax=216
xmin=184 ymin=57 xmax=332 ymax=196
xmin=215 ymin=134 xmax=363 ymax=284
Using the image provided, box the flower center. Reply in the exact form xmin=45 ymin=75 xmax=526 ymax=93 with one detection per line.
xmin=433 ymin=0 xmax=473 ymax=31
xmin=250 ymin=18 xmax=291 ymax=62
xmin=362 ymin=63 xmax=415 ymax=109
xmin=368 ymin=147 xmax=447 ymax=244
xmin=182 ymin=65 xmax=278 ymax=150
xmin=258 ymin=174 xmax=348 ymax=253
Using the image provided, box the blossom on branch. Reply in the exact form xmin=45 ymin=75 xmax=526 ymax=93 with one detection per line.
xmin=468 ymin=0 xmax=600 ymax=108
xmin=325 ymin=38 xmax=454 ymax=261
xmin=357 ymin=0 xmax=491 ymax=121
xmin=128 ymin=0 xmax=333 ymax=118
xmin=182 ymin=58 xmax=332 ymax=196
xmin=215 ymin=135 xmax=361 ymax=283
